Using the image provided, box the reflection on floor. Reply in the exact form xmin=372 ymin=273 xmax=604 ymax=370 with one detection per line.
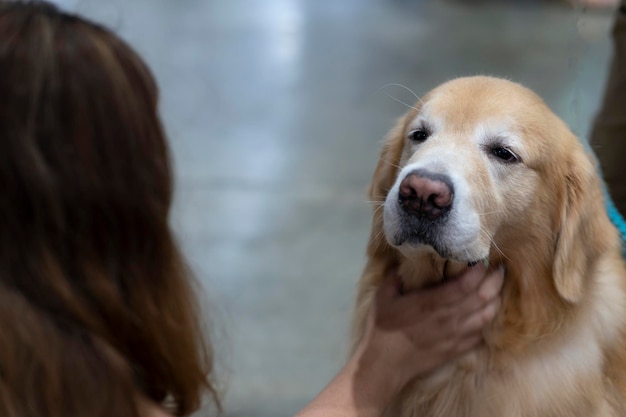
xmin=74 ymin=0 xmax=613 ymax=415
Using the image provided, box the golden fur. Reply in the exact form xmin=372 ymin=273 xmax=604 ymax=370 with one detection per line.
xmin=353 ymin=76 xmax=626 ymax=417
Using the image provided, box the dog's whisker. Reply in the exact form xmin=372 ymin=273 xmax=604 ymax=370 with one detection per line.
xmin=381 ymin=92 xmax=420 ymax=112
xmin=373 ymin=230 xmax=385 ymax=247
xmin=367 ymin=205 xmax=385 ymax=212
xmin=369 ymin=195 xmax=391 ymax=204
xmin=493 ymin=244 xmax=509 ymax=262
xmin=365 ymin=200 xmax=385 ymax=214
xmin=369 ymin=214 xmax=384 ymax=229
xmin=476 ymin=210 xmax=504 ymax=216
xmin=479 ymin=228 xmax=510 ymax=262
xmin=369 ymin=227 xmax=386 ymax=253
xmin=371 ymin=207 xmax=385 ymax=219
xmin=380 ymin=157 xmax=402 ymax=170
xmin=377 ymin=82 xmax=425 ymax=106
xmin=370 ymin=212 xmax=385 ymax=230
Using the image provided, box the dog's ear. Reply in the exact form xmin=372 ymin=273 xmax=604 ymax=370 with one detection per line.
xmin=352 ymin=120 xmax=406 ymax=351
xmin=366 ymin=119 xmax=405 ymax=260
xmin=368 ymin=121 xmax=405 ymax=205
xmin=553 ymin=143 xmax=611 ymax=303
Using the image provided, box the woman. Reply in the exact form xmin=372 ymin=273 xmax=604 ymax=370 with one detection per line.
xmin=0 ymin=2 xmax=502 ymax=417
xmin=592 ymin=0 xmax=626 ymax=216
xmin=0 ymin=2 xmax=218 ymax=416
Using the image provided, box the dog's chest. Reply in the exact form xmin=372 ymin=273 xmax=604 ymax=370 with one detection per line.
xmin=385 ymin=344 xmax=607 ymax=417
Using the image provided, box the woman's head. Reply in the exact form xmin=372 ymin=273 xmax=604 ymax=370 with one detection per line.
xmin=0 ymin=1 xmax=217 ymax=416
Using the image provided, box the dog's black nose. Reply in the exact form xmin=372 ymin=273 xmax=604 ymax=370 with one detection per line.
xmin=398 ymin=170 xmax=454 ymax=220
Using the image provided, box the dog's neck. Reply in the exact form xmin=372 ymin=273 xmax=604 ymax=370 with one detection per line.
xmin=397 ymin=247 xmax=471 ymax=291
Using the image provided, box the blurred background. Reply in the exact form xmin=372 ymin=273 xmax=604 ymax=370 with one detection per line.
xmin=57 ymin=0 xmax=615 ymax=415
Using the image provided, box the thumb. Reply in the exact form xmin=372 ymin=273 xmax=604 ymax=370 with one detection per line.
xmin=377 ymin=268 xmax=403 ymax=301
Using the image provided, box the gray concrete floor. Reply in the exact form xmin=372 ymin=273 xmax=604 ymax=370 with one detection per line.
xmin=65 ymin=0 xmax=614 ymax=415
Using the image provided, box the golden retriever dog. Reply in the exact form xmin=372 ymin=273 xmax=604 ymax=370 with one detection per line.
xmin=353 ymin=76 xmax=626 ymax=417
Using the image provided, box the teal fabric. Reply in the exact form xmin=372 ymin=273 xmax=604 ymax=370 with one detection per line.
xmin=581 ymin=139 xmax=626 ymax=257
xmin=605 ymin=191 xmax=626 ymax=258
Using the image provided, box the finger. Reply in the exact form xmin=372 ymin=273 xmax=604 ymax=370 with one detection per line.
xmin=477 ymin=265 xmax=505 ymax=303
xmin=453 ymin=334 xmax=484 ymax=355
xmin=388 ymin=264 xmax=488 ymax=318
xmin=439 ymin=264 xmax=504 ymax=317
xmin=381 ymin=264 xmax=499 ymax=324
xmin=459 ymin=296 xmax=501 ymax=333
xmin=376 ymin=268 xmax=403 ymax=301
xmin=432 ymin=263 xmax=488 ymax=306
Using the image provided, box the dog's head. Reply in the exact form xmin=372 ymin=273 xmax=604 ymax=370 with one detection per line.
xmin=369 ymin=76 xmax=615 ymax=304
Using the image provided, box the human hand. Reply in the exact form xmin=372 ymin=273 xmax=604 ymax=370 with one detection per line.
xmin=350 ymin=263 xmax=504 ymax=412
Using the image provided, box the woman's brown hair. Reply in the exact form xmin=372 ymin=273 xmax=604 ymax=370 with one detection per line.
xmin=0 ymin=1 xmax=218 ymax=416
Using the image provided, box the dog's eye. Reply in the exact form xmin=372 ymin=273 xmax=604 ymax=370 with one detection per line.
xmin=409 ymin=130 xmax=429 ymax=142
xmin=491 ymin=147 xmax=518 ymax=163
